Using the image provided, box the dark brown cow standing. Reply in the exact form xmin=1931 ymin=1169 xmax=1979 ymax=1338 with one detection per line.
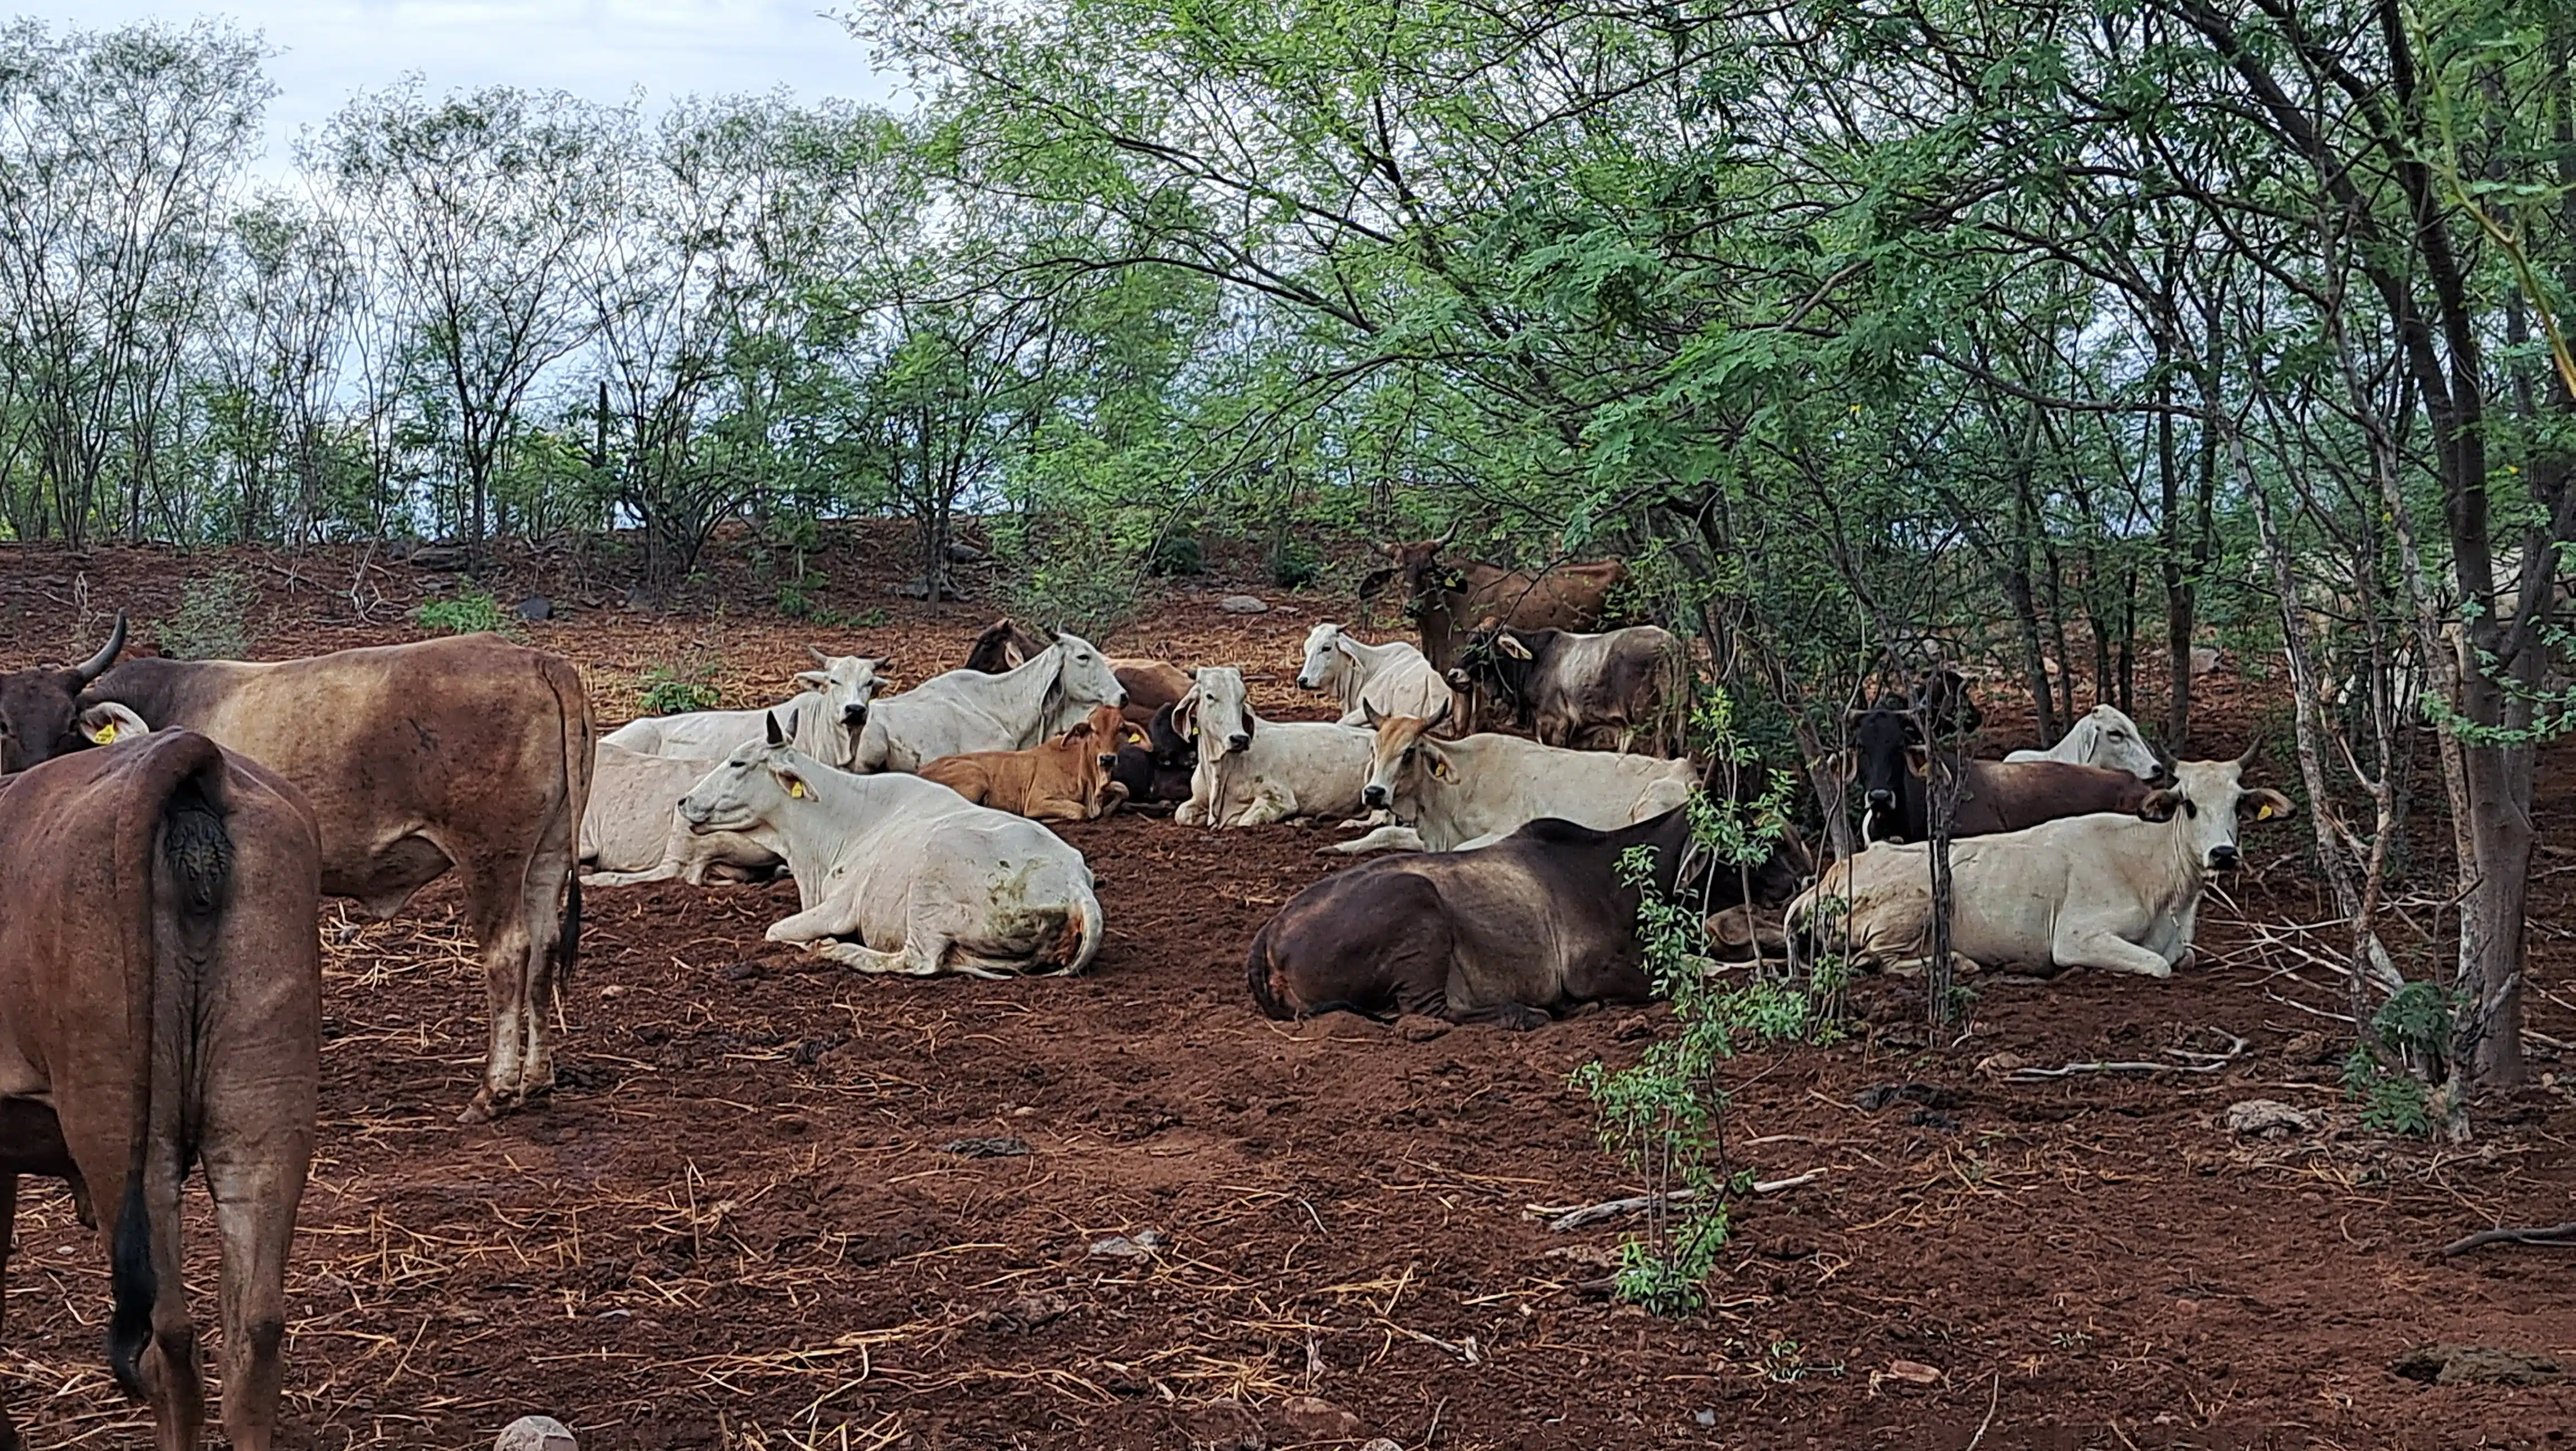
xmin=1844 ymin=701 xmax=2155 ymax=845
xmin=1358 ymin=529 xmax=1629 ymax=671
xmin=0 ymin=617 xmax=593 ymax=1122
xmin=0 ymin=731 xmax=321 ymax=1451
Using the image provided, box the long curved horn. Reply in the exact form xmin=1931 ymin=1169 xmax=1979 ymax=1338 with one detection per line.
xmin=1433 ymin=517 xmax=1459 ymax=549
xmin=2236 ymin=735 xmax=2263 ymax=769
xmin=809 ymin=645 xmax=831 ymax=666
xmin=72 ymin=612 xmax=128 ymax=684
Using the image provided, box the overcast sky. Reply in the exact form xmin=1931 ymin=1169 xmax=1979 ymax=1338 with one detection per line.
xmin=17 ymin=2 xmax=908 ymax=171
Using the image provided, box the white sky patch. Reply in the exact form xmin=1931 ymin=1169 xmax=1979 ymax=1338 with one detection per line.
xmin=18 ymin=1 xmax=908 ymax=173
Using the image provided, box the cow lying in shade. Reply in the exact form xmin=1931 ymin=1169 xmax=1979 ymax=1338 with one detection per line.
xmin=2003 ymin=703 xmax=2165 ymax=780
xmin=1328 ymin=704 xmax=1699 ymax=854
xmin=0 ymin=729 xmax=321 ymax=1451
xmin=1107 ymin=702 xmax=1197 ymax=811
xmin=1788 ymin=753 xmax=2291 ymax=978
xmin=680 ymin=716 xmax=1104 ymax=977
xmin=1295 ymin=623 xmax=1456 ymax=729
xmin=856 ymin=632 xmax=1125 ymax=773
xmin=1843 ymin=702 xmax=2158 ymax=845
xmin=1248 ymin=805 xmax=1807 ymax=1026
xmin=1171 ymin=666 xmax=1374 ymax=828
xmin=603 ymin=650 xmax=883 ymax=766
xmin=920 ymin=705 xmax=1141 ymax=822
xmin=580 ymin=743 xmax=780 ymax=887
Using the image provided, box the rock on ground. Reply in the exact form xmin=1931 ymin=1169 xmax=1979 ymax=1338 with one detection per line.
xmin=1219 ymin=594 xmax=1270 ymax=613
xmin=2222 ymin=1099 xmax=2314 ymax=1138
xmin=2391 ymin=1345 xmax=2567 ymax=1386
xmin=495 ymin=1415 xmax=577 ymax=1451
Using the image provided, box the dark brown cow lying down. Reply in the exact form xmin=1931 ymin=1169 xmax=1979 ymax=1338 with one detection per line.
xmin=0 ymin=617 xmax=593 ymax=1122
xmin=1246 ymin=804 xmax=1808 ymax=1027
xmin=0 ymin=731 xmax=321 ymax=1450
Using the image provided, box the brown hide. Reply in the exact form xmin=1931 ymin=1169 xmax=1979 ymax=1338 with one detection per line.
xmin=0 ymin=732 xmax=320 ymax=1451
xmin=0 ymin=626 xmax=593 ymax=1122
xmin=963 ymin=617 xmax=1053 ymax=674
xmin=1362 ymin=538 xmax=1628 ymax=671
xmin=1950 ymin=758 xmax=2157 ymax=835
xmin=1109 ymin=659 xmax=1192 ymax=727
xmin=919 ymin=705 xmax=1139 ymax=822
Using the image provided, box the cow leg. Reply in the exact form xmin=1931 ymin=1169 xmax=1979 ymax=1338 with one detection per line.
xmin=809 ymin=939 xmax=914 ymax=975
xmin=765 ymin=900 xmax=862 ymax=944
xmin=513 ymin=835 xmax=579 ymax=1106
xmin=1230 ymin=784 xmax=1295 ymax=827
xmin=138 ymin=1151 xmax=204 ymax=1451
xmin=2052 ymin=927 xmax=2174 ymax=979
xmin=202 ymin=1136 xmax=305 ymax=1451
xmin=1318 ymin=825 xmax=1426 ymax=855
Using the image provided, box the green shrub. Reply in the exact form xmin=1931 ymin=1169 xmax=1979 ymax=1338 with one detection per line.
xmin=638 ymin=654 xmax=724 ymax=715
xmin=2343 ymin=980 xmax=2452 ymax=1137
xmin=1269 ymin=542 xmax=1322 ymax=591
xmin=1144 ymin=534 xmax=1203 ymax=576
xmin=776 ymin=580 xmax=822 ymax=620
xmin=1001 ymin=529 xmax=1140 ymax=641
xmin=414 ymin=588 xmax=508 ymax=636
xmin=153 ymin=569 xmax=256 ymax=660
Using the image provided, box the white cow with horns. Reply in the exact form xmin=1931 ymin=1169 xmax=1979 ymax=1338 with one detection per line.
xmin=853 ymin=632 xmax=1126 ymax=773
xmin=604 ymin=649 xmax=885 ymax=767
xmin=679 ymin=714 xmax=1104 ymax=977
xmin=1294 ymin=623 xmax=1456 ymax=729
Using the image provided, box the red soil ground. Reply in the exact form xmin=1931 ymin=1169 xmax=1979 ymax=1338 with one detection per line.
xmin=0 ymin=529 xmax=2570 ymax=1451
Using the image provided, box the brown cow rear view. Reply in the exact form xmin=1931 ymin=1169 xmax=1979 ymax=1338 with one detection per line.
xmin=1359 ymin=525 xmax=1628 ymax=671
xmin=0 ymin=732 xmax=321 ymax=1450
xmin=0 ymin=617 xmax=593 ymax=1122
xmin=919 ymin=704 xmax=1141 ymax=821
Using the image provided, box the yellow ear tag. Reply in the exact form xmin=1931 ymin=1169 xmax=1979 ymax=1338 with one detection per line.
xmin=2255 ymin=803 xmax=2275 ymax=820
xmin=88 ymin=722 xmax=117 ymax=744
xmin=1430 ymin=757 xmax=1455 ymax=782
xmin=787 ymin=778 xmax=809 ymax=799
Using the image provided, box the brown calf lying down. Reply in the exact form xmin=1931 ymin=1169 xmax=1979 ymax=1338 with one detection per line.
xmin=0 ymin=731 xmax=322 ymax=1450
xmin=919 ymin=705 xmax=1142 ymax=821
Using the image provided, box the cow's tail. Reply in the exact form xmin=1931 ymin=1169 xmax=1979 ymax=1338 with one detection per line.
xmin=110 ymin=733 xmax=230 ymax=1399
xmin=539 ymin=653 xmax=596 ymax=987
xmin=1049 ymin=890 xmax=1105 ymax=976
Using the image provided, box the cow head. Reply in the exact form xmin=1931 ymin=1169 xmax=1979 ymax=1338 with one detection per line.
xmin=1842 ymin=702 xmax=1918 ymax=827
xmin=1295 ymin=623 xmax=1353 ymax=693
xmin=0 ymin=613 xmax=128 ymax=773
xmin=1449 ymin=624 xmax=1538 ymax=710
xmin=1048 ymin=631 xmax=1127 ymax=710
xmin=2067 ymin=703 xmax=2167 ymax=782
xmin=1358 ymin=700 xmax=1454 ymax=812
xmin=793 ymin=649 xmax=885 ymax=758
xmin=2133 ymin=746 xmax=2294 ymax=871
xmin=1359 ymin=523 xmax=1463 ymax=621
xmin=1172 ymin=666 xmax=1255 ymax=755
xmin=679 ymin=710 xmax=819 ymax=836
xmin=964 ymin=617 xmax=1051 ymax=673
xmin=1067 ymin=703 xmax=1143 ymax=753
xmin=1906 ymin=666 xmax=1983 ymax=740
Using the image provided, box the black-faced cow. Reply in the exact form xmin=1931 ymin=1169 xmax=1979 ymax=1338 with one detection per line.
xmin=1446 ymin=623 xmax=1688 ymax=755
xmin=1247 ymin=804 xmax=1807 ymax=1026
xmin=1843 ymin=703 xmax=2155 ymax=846
xmin=0 ymin=729 xmax=321 ymax=1450
xmin=1358 ymin=527 xmax=1628 ymax=671
xmin=0 ymin=616 xmax=593 ymax=1122
xmin=1106 ymin=700 xmax=1198 ymax=810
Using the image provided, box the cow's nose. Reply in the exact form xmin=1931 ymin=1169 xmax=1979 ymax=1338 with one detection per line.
xmin=1227 ymin=733 xmax=1250 ymax=753
xmin=1295 ymin=674 xmax=1315 ymax=689
xmin=842 ymin=705 xmax=867 ymax=726
xmin=1866 ymin=788 xmax=1895 ymax=808
xmin=2207 ymin=844 xmax=2241 ymax=870
xmin=1362 ymin=784 xmax=1388 ymax=808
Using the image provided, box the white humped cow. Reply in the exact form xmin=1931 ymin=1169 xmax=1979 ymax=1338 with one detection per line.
xmin=1172 ymin=666 xmax=1375 ymax=827
xmin=580 ymin=742 xmax=779 ymax=887
xmin=2002 ymin=703 xmax=2165 ymax=780
xmin=604 ymin=650 xmax=885 ymax=766
xmin=854 ymin=632 xmax=1125 ymax=773
xmin=1294 ymin=623 xmax=1456 ymax=728
xmin=1328 ymin=703 xmax=1699 ymax=854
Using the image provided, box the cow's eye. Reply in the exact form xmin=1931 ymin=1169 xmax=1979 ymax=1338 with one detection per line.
xmin=2183 ymin=800 xmax=2199 ymax=819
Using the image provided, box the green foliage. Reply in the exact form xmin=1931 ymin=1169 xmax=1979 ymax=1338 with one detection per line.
xmin=638 ymin=654 xmax=724 ymax=715
xmin=2341 ymin=981 xmax=2455 ymax=1137
xmin=1143 ymin=534 xmax=1202 ymax=577
xmin=153 ymin=569 xmax=257 ymax=660
xmin=997 ymin=520 xmax=1140 ymax=640
xmin=1268 ymin=541 xmax=1322 ymax=591
xmin=412 ymin=588 xmax=508 ymax=635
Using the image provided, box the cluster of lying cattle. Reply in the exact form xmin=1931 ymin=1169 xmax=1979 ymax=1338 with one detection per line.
xmin=0 ymin=530 xmax=2294 ymax=1447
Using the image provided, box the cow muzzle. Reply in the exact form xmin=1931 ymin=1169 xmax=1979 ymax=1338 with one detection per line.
xmin=1226 ymin=733 xmax=1250 ymax=753
xmin=1866 ymin=788 xmax=1896 ymax=809
xmin=678 ymin=801 xmax=713 ymax=834
xmin=842 ymin=705 xmax=867 ymax=728
xmin=1362 ymin=783 xmax=1389 ymax=809
xmin=2206 ymin=844 xmax=2240 ymax=871
xmin=1294 ymin=672 xmax=1318 ymax=690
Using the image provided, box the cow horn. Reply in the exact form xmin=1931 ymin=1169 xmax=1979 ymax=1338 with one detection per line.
xmin=72 ymin=612 xmax=127 ymax=684
xmin=809 ymin=645 xmax=831 ymax=666
xmin=2236 ymin=736 xmax=2263 ymax=769
xmin=1433 ymin=518 xmax=1458 ymax=549
xmin=1423 ymin=698 xmax=1451 ymax=731
xmin=765 ymin=710 xmax=786 ymax=746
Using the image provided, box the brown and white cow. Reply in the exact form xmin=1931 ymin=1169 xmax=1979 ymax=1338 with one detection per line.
xmin=0 ymin=616 xmax=593 ymax=1122
xmin=1446 ymin=623 xmax=1689 ymax=755
xmin=919 ymin=704 xmax=1143 ymax=822
xmin=1357 ymin=527 xmax=1628 ymax=670
xmin=0 ymin=729 xmax=321 ymax=1450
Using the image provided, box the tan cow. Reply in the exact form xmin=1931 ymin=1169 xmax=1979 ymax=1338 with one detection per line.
xmin=918 ymin=705 xmax=1143 ymax=822
xmin=0 ymin=617 xmax=593 ymax=1122
xmin=0 ymin=730 xmax=321 ymax=1451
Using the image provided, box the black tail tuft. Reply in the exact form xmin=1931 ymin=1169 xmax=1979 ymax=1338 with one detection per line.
xmin=106 ymin=1175 xmax=156 ymax=1400
xmin=554 ymin=871 xmax=583 ymax=987
xmin=1243 ymin=932 xmax=1290 ymax=1020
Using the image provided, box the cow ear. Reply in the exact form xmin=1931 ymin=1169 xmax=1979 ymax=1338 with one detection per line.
xmin=794 ymin=670 xmax=831 ymax=688
xmin=1065 ymin=719 xmax=1095 ymax=742
xmin=1170 ymin=690 xmax=1198 ymax=740
xmin=2240 ymin=787 xmax=2294 ymax=822
xmin=1904 ymin=744 xmax=1929 ymax=778
xmin=2138 ymin=788 xmax=2183 ymax=822
xmin=1426 ymin=746 xmax=1456 ymax=782
xmin=1359 ymin=568 xmax=1397 ymax=598
xmin=776 ymin=767 xmax=811 ymax=800
xmin=78 ymin=702 xmax=148 ymax=744
xmin=1496 ymin=633 xmax=1532 ymax=660
xmin=1119 ymin=722 xmax=1147 ymax=747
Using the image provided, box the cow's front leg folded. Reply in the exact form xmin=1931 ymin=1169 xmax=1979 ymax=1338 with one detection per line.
xmin=808 ymin=938 xmax=911 ymax=975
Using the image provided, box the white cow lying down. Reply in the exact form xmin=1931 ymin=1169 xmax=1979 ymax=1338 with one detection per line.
xmin=1295 ymin=622 xmax=1455 ymax=729
xmin=604 ymin=650 xmax=884 ymax=766
xmin=679 ymin=717 xmax=1104 ymax=977
xmin=855 ymin=632 xmax=1126 ymax=773
xmin=1787 ymin=756 xmax=2291 ymax=978
xmin=2003 ymin=703 xmax=2164 ymax=780
xmin=580 ymin=742 xmax=779 ymax=887
xmin=1171 ymin=665 xmax=1374 ymax=827
xmin=1326 ymin=703 xmax=1699 ymax=854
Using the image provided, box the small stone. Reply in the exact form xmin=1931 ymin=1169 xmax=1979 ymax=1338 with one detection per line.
xmin=721 ymin=960 xmax=762 ymax=982
xmin=2222 ymin=1099 xmax=2314 ymax=1138
xmin=1974 ymin=1051 xmax=2029 ymax=1078
xmin=598 ymin=985 xmax=627 ymax=1000
xmin=495 ymin=1415 xmax=577 ymax=1451
xmin=983 ymin=1289 xmax=1071 ymax=1332
xmin=1277 ymin=1397 xmax=1361 ymax=1439
xmin=1087 ymin=1229 xmax=1165 ymax=1259
xmin=2190 ymin=646 xmax=2222 ymax=676
xmin=1886 ymin=1359 xmax=1943 ymax=1386
xmin=1395 ymin=1014 xmax=1451 ymax=1042
xmin=942 ymin=1136 xmax=1033 ymax=1158
xmin=2392 ymin=1344 xmax=2567 ymax=1386
xmin=1692 ymin=1410 xmax=1717 ymax=1427
xmin=1218 ymin=594 xmax=1269 ymax=614
xmin=515 ymin=595 xmax=552 ymax=621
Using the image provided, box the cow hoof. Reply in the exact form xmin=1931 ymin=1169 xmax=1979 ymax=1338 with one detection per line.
xmin=456 ymin=1092 xmax=500 ymax=1126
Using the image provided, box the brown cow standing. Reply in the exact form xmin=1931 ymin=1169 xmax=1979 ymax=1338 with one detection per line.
xmin=919 ymin=705 xmax=1141 ymax=821
xmin=0 ymin=617 xmax=592 ymax=1123
xmin=963 ymin=617 xmax=1187 ymax=728
xmin=1358 ymin=528 xmax=1629 ymax=671
xmin=0 ymin=731 xmax=321 ymax=1451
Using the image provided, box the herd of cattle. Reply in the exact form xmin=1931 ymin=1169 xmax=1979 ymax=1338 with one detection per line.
xmin=0 ymin=531 xmax=2294 ymax=1447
